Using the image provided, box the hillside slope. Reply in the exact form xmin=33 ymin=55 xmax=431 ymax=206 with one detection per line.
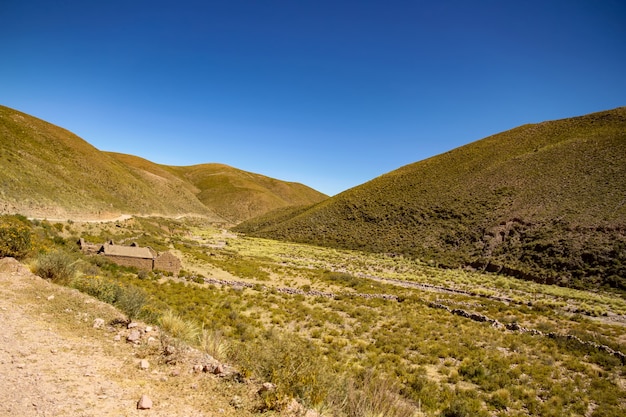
xmin=236 ymin=107 xmax=626 ymax=289
xmin=0 ymin=105 xmax=326 ymax=223
xmin=168 ymin=164 xmax=328 ymax=224
xmin=0 ymin=105 xmax=220 ymax=220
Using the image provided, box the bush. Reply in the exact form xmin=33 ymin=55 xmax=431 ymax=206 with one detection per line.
xmin=199 ymin=327 xmax=229 ymax=361
xmin=0 ymin=215 xmax=32 ymax=259
xmin=233 ymin=331 xmax=334 ymax=410
xmin=115 ymin=285 xmax=148 ymax=321
xmin=159 ymin=310 xmax=200 ymax=344
xmin=72 ymin=275 xmax=120 ymax=304
xmin=334 ymin=370 xmax=417 ymax=417
xmin=34 ymin=249 xmax=77 ymax=282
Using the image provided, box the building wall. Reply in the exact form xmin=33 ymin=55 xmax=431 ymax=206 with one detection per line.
xmin=104 ymin=255 xmax=153 ymax=271
xmin=154 ymin=252 xmax=181 ymax=274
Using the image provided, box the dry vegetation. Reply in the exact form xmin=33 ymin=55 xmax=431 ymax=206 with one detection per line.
xmin=4 ymin=214 xmax=624 ymax=417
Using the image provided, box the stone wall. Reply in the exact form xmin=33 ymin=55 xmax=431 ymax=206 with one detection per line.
xmin=154 ymin=252 xmax=181 ymax=275
xmin=104 ymin=255 xmax=153 ymax=271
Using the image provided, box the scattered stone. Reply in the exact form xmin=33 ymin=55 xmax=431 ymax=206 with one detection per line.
xmin=137 ymin=394 xmax=152 ymax=410
xmin=213 ymin=364 xmax=225 ymax=375
xmin=93 ymin=318 xmax=105 ymax=329
xmin=229 ymin=395 xmax=244 ymax=409
xmin=139 ymin=359 xmax=149 ymax=369
xmin=170 ymin=369 xmax=180 ymax=377
xmin=164 ymin=345 xmax=176 ymax=356
xmin=113 ymin=334 xmax=121 ymax=342
xmin=127 ymin=322 xmax=139 ymax=329
xmin=145 ymin=326 xmax=153 ymax=332
xmin=193 ymin=364 xmax=203 ymax=373
xmin=47 ymin=295 xmax=54 ymax=301
xmin=258 ymin=382 xmax=276 ymax=394
xmin=127 ymin=329 xmax=141 ymax=343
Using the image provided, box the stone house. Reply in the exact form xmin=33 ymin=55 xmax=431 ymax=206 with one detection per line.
xmin=78 ymin=239 xmax=181 ymax=275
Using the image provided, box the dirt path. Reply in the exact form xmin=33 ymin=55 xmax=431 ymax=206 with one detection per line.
xmin=0 ymin=258 xmax=259 ymax=417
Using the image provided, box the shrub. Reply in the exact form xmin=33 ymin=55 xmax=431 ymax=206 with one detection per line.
xmin=159 ymin=310 xmax=200 ymax=344
xmin=34 ymin=249 xmax=77 ymax=283
xmin=335 ymin=370 xmax=417 ymax=417
xmin=0 ymin=215 xmax=32 ymax=259
xmin=72 ymin=275 xmax=120 ymax=304
xmin=233 ymin=331 xmax=334 ymax=409
xmin=115 ymin=285 xmax=148 ymax=321
xmin=199 ymin=327 xmax=229 ymax=361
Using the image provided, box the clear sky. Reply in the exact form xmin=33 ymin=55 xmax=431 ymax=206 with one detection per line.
xmin=2 ymin=1 xmax=625 ymax=196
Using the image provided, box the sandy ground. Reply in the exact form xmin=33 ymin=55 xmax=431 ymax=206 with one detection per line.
xmin=0 ymin=258 xmax=260 ymax=417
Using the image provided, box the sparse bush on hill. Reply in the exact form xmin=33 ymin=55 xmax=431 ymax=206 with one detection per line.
xmin=159 ymin=310 xmax=200 ymax=344
xmin=0 ymin=215 xmax=32 ymax=259
xmin=115 ymin=284 xmax=148 ymax=321
xmin=233 ymin=330 xmax=334 ymax=410
xmin=72 ymin=275 xmax=120 ymax=304
xmin=34 ymin=249 xmax=77 ymax=283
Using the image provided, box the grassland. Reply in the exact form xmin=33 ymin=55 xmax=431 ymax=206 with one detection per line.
xmin=15 ymin=215 xmax=625 ymax=417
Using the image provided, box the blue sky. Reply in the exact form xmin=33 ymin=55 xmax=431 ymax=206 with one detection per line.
xmin=2 ymin=1 xmax=625 ymax=196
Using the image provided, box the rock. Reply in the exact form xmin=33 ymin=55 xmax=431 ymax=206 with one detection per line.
xmin=258 ymin=382 xmax=276 ymax=394
xmin=137 ymin=394 xmax=152 ymax=410
xmin=139 ymin=359 xmax=149 ymax=369
xmin=127 ymin=322 xmax=139 ymax=329
xmin=193 ymin=364 xmax=203 ymax=373
xmin=213 ymin=364 xmax=225 ymax=375
xmin=145 ymin=326 xmax=153 ymax=332
xmin=229 ymin=395 xmax=244 ymax=409
xmin=47 ymin=295 xmax=54 ymax=301
xmin=113 ymin=334 xmax=121 ymax=342
xmin=127 ymin=329 xmax=141 ymax=343
xmin=93 ymin=318 xmax=105 ymax=329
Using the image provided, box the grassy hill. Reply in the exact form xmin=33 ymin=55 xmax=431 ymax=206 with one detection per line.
xmin=167 ymin=163 xmax=328 ymax=223
xmin=0 ymin=105 xmax=326 ymax=223
xmin=107 ymin=154 xmax=327 ymax=224
xmin=236 ymin=107 xmax=626 ymax=289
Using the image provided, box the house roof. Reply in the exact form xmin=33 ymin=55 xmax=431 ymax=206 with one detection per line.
xmin=100 ymin=244 xmax=154 ymax=259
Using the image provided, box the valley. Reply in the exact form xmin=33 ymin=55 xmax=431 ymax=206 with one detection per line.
xmin=2 ymin=214 xmax=622 ymax=416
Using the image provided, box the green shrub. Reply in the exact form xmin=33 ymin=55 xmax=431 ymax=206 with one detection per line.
xmin=34 ymin=249 xmax=77 ymax=282
xmin=0 ymin=215 xmax=32 ymax=259
xmin=233 ymin=331 xmax=333 ymax=409
xmin=115 ymin=285 xmax=148 ymax=321
xmin=72 ymin=275 xmax=120 ymax=304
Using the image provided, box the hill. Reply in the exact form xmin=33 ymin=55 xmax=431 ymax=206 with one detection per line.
xmin=108 ymin=153 xmax=327 ymax=223
xmin=236 ymin=107 xmax=626 ymax=289
xmin=0 ymin=105 xmax=326 ymax=223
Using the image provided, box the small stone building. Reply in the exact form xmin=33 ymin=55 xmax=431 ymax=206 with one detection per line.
xmin=79 ymin=239 xmax=181 ymax=275
xmin=97 ymin=242 xmax=155 ymax=271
